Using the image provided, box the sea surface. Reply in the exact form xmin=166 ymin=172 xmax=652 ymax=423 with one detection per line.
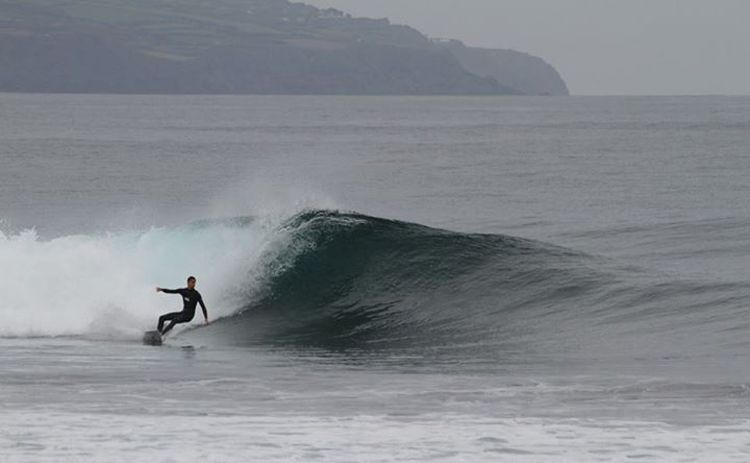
xmin=1 ymin=94 xmax=750 ymax=462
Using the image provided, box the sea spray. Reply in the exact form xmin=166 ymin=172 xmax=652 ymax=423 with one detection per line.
xmin=0 ymin=218 xmax=280 ymax=338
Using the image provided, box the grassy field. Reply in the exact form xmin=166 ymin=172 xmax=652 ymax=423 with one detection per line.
xmin=4 ymin=0 xmax=334 ymax=55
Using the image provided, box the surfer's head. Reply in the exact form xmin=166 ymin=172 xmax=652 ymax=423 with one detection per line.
xmin=187 ymin=276 xmax=197 ymax=289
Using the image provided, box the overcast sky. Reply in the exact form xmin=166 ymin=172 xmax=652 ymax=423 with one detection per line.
xmin=305 ymin=0 xmax=750 ymax=95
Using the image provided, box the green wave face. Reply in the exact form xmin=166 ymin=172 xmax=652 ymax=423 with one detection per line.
xmin=203 ymin=210 xmax=615 ymax=351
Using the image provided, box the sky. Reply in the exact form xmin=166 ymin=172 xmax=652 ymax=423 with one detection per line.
xmin=305 ymin=0 xmax=750 ymax=95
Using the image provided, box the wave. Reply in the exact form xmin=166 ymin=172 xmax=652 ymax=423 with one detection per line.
xmin=198 ymin=211 xmax=750 ymax=357
xmin=183 ymin=211 xmax=611 ymax=347
xmin=3 ymin=209 xmax=749 ymax=357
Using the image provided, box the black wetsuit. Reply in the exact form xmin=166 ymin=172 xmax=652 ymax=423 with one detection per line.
xmin=158 ymin=288 xmax=207 ymax=335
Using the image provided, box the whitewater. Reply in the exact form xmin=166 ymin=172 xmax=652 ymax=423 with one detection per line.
xmin=2 ymin=94 xmax=750 ymax=462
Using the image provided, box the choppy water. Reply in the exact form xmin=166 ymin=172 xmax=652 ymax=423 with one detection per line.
xmin=1 ymin=94 xmax=750 ymax=462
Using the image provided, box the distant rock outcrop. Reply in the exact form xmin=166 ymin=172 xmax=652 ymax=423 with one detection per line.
xmin=0 ymin=0 xmax=568 ymax=96
xmin=438 ymin=40 xmax=569 ymax=96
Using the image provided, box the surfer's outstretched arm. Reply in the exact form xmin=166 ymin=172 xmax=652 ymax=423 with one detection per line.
xmin=199 ymin=296 xmax=209 ymax=324
xmin=156 ymin=287 xmax=180 ymax=294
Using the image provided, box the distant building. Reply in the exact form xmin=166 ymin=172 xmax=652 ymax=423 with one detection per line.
xmin=430 ymin=38 xmax=457 ymax=44
xmin=319 ymin=8 xmax=348 ymax=19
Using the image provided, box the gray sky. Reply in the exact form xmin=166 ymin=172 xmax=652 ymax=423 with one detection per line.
xmin=305 ymin=0 xmax=750 ymax=95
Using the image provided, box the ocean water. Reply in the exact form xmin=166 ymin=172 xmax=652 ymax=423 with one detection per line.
xmin=1 ymin=94 xmax=750 ymax=462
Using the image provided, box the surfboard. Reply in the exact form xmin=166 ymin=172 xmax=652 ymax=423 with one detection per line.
xmin=142 ymin=330 xmax=163 ymax=346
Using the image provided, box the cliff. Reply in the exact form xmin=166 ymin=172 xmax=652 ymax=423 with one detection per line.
xmin=438 ymin=40 xmax=569 ymax=96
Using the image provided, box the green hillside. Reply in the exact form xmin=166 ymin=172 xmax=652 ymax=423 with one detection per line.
xmin=3 ymin=0 xmax=431 ymax=55
xmin=0 ymin=0 xmax=567 ymax=95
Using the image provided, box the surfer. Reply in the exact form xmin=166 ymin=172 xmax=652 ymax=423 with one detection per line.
xmin=155 ymin=276 xmax=209 ymax=335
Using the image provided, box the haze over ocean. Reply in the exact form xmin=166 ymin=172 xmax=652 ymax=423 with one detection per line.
xmin=2 ymin=94 xmax=750 ymax=461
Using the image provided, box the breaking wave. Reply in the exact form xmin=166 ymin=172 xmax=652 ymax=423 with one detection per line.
xmin=3 ymin=210 xmax=748 ymax=358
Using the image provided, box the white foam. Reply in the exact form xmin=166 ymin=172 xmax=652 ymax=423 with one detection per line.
xmin=0 ymin=218 xmax=285 ymax=338
xmin=2 ymin=411 xmax=748 ymax=462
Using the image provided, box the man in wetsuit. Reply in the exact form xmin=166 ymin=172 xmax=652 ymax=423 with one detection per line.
xmin=156 ymin=276 xmax=209 ymax=335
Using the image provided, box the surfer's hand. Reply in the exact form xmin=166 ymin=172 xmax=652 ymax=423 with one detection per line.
xmin=155 ymin=287 xmax=162 ymax=293
xmin=205 ymin=319 xmax=210 ymax=325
